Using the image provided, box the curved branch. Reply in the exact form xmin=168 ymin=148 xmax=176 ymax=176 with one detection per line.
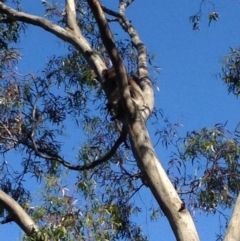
xmin=118 ymin=1 xmax=148 ymax=76
xmin=78 ymin=129 xmax=127 ymax=170
xmin=0 ymin=189 xmax=39 ymax=236
xmin=21 ymin=129 xmax=127 ymax=171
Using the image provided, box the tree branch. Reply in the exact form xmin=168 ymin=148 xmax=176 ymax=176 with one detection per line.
xmin=65 ymin=0 xmax=81 ymax=33
xmin=0 ymin=2 xmax=69 ymax=42
xmin=87 ymin=0 xmax=136 ymax=119
xmin=119 ymin=0 xmax=135 ymax=12
xmin=20 ymin=129 xmax=127 ymax=171
xmin=0 ymin=216 xmax=14 ymax=225
xmin=0 ymin=189 xmax=39 ymax=236
xmin=101 ymin=3 xmax=154 ymax=120
xmin=0 ymin=2 xmax=105 ymax=78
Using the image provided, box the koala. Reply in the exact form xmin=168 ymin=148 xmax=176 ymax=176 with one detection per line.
xmin=103 ymin=67 xmax=144 ymax=121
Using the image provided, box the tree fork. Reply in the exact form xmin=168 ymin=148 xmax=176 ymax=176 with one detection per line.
xmin=87 ymin=0 xmax=200 ymax=240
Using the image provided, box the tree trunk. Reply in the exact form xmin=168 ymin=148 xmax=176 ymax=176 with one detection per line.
xmin=223 ymin=194 xmax=240 ymax=241
xmin=128 ymin=118 xmax=200 ymax=241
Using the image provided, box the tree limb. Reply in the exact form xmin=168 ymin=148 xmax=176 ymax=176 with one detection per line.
xmin=87 ymin=0 xmax=136 ymax=119
xmin=119 ymin=0 xmax=135 ymax=9
xmin=0 ymin=189 xmax=39 ymax=236
xmin=86 ymin=2 xmax=200 ymax=240
xmin=0 ymin=2 xmax=105 ymax=78
xmin=101 ymin=3 xmax=154 ymax=120
xmin=20 ymin=128 xmax=127 ymax=171
xmin=65 ymin=0 xmax=81 ymax=33
xmin=0 ymin=2 xmax=69 ymax=42
xmin=0 ymin=216 xmax=14 ymax=225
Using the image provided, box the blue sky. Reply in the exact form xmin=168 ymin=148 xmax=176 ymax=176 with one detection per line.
xmin=1 ymin=0 xmax=240 ymax=240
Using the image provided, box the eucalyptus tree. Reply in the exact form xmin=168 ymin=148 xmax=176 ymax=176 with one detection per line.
xmin=0 ymin=1 xmax=239 ymax=241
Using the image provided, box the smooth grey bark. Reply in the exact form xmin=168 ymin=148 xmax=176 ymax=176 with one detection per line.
xmin=223 ymin=194 xmax=240 ymax=241
xmin=0 ymin=189 xmax=39 ymax=235
xmin=127 ymin=117 xmax=200 ymax=241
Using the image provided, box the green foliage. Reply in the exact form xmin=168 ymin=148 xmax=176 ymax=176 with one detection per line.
xmin=0 ymin=0 xmax=25 ymax=49
xmin=208 ymin=11 xmax=218 ymax=26
xmin=0 ymin=1 xmax=238 ymax=241
xmin=190 ymin=0 xmax=219 ymax=30
xmin=0 ymin=17 xmax=20 ymax=48
xmin=222 ymin=47 xmax=240 ymax=96
xmin=0 ymin=3 xmax=152 ymax=240
xmin=168 ymin=123 xmax=240 ymax=213
xmin=22 ymin=174 xmax=147 ymax=241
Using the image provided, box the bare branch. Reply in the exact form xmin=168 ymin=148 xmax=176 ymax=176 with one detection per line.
xmin=0 ymin=2 xmax=105 ymax=77
xmin=119 ymin=0 xmax=135 ymax=13
xmin=21 ymin=128 xmax=127 ymax=171
xmin=101 ymin=4 xmax=149 ymax=77
xmin=65 ymin=0 xmax=81 ymax=33
xmin=0 ymin=2 xmax=69 ymax=42
xmin=0 ymin=120 xmax=18 ymax=144
xmin=101 ymin=5 xmax=120 ymax=18
xmin=0 ymin=216 xmax=14 ymax=225
xmin=0 ymin=189 xmax=39 ymax=236
xmin=87 ymin=0 xmax=123 ymax=67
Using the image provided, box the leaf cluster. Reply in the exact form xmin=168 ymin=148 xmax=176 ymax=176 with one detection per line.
xmin=168 ymin=123 xmax=240 ymax=214
xmin=222 ymin=47 xmax=240 ymax=97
